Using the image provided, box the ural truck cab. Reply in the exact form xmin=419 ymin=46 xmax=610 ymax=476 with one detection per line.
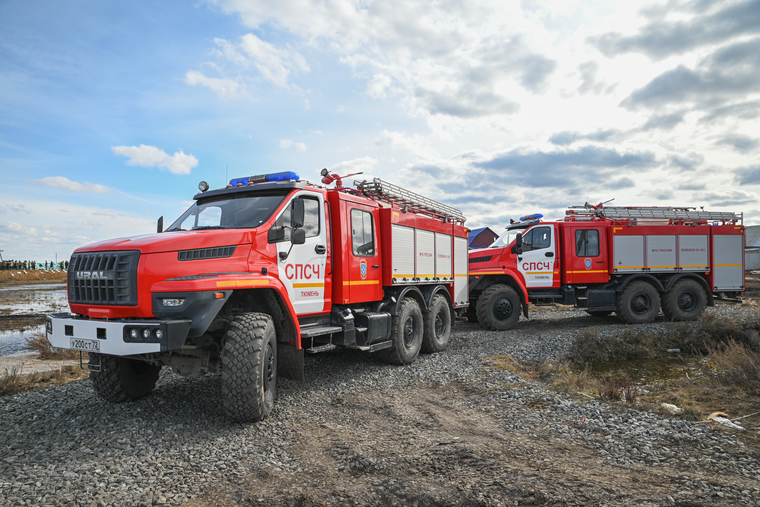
xmin=47 ymin=171 xmax=468 ymax=422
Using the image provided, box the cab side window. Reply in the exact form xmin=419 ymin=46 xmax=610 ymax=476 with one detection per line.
xmin=575 ymin=229 xmax=600 ymax=257
xmin=351 ymin=209 xmax=375 ymax=256
xmin=273 ymin=197 xmax=320 ymax=242
xmin=523 ymin=226 xmax=551 ymax=251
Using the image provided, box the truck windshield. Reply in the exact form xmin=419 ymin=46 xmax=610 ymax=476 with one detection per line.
xmin=166 ymin=192 xmax=288 ymax=231
xmin=490 ymin=230 xmax=519 ymax=248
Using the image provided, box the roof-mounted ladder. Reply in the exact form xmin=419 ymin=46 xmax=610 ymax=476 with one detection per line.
xmin=566 ymin=206 xmax=742 ymax=224
xmin=355 ymin=177 xmax=466 ymax=224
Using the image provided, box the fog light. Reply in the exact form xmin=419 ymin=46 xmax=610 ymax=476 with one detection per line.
xmin=143 ymin=329 xmax=151 ymax=339
xmin=130 ymin=328 xmax=139 ymax=339
xmin=155 ymin=329 xmax=163 ymax=340
xmin=162 ymin=298 xmax=185 ymax=307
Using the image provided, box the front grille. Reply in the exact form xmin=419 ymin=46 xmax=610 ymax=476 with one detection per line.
xmin=68 ymin=251 xmax=139 ymax=306
xmin=469 ymin=256 xmax=493 ymax=263
xmin=178 ymin=246 xmax=236 ymax=261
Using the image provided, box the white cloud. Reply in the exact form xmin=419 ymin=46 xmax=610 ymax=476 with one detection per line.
xmin=184 ymin=70 xmax=243 ymax=98
xmin=279 ymin=139 xmax=308 ymax=152
xmin=111 ymin=144 xmax=199 ymax=175
xmin=328 ymin=156 xmax=379 ymax=176
xmin=366 ymin=74 xmax=392 ymax=98
xmin=32 ymin=176 xmax=111 ymax=193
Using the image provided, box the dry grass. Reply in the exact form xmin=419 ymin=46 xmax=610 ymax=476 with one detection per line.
xmin=707 ymin=340 xmax=760 ymax=389
xmin=24 ymin=332 xmax=80 ymax=360
xmin=0 ymin=365 xmax=89 ymax=397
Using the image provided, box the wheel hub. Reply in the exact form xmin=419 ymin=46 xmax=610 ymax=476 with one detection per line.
xmin=403 ymin=316 xmax=416 ymax=348
xmin=263 ymin=343 xmax=275 ymax=391
xmin=631 ymin=294 xmax=651 ymax=315
xmin=678 ymin=291 xmax=696 ymax=311
xmin=493 ymin=297 xmax=512 ymax=320
xmin=434 ymin=312 xmax=445 ymax=338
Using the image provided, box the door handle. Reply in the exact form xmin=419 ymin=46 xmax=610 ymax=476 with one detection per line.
xmin=372 ymin=265 xmax=380 ymax=268
xmin=545 ymin=252 xmax=554 ymax=257
xmin=596 ymin=260 xmax=604 ymax=264
xmin=315 ymin=245 xmax=326 ymax=254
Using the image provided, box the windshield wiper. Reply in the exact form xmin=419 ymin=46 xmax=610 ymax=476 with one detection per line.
xmin=192 ymin=226 xmax=225 ymax=230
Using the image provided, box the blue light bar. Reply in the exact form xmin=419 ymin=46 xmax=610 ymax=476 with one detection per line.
xmin=228 ymin=171 xmax=300 ymax=187
xmin=519 ymin=213 xmax=543 ymax=221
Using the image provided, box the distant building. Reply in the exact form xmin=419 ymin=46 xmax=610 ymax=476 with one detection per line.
xmin=468 ymin=227 xmax=499 ymax=250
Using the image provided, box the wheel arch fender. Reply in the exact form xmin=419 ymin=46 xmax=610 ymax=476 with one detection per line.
xmin=470 ymin=273 xmax=528 ymax=305
xmin=383 ymin=286 xmax=426 ymax=315
xmin=420 ymin=284 xmax=454 ymax=321
xmin=616 ymin=274 xmax=666 ymax=293
xmin=225 ymin=285 xmax=303 ymax=381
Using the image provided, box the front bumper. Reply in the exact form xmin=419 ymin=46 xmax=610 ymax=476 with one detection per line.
xmin=46 ymin=313 xmax=192 ymax=356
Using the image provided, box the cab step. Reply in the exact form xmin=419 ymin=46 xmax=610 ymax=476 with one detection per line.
xmin=300 ymin=325 xmax=342 ymax=338
xmin=305 ymin=343 xmax=337 ymax=354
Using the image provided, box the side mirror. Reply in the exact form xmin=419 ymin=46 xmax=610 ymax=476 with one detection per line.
xmin=157 ymin=216 xmax=164 ymax=233
xmin=511 ymin=233 xmax=523 ymax=254
xmin=291 ymin=198 xmax=305 ymax=229
xmin=291 ymin=228 xmax=306 ymax=245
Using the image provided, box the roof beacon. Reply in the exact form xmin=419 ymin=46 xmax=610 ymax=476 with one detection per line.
xmin=519 ymin=213 xmax=543 ymax=222
xmin=228 ymin=171 xmax=300 ymax=187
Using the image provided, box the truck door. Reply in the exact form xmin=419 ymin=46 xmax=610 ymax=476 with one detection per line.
xmin=517 ymin=225 xmax=557 ymax=288
xmin=568 ymin=226 xmax=608 ymax=284
xmin=347 ymin=206 xmax=383 ymax=303
xmin=274 ymin=193 xmax=328 ymax=315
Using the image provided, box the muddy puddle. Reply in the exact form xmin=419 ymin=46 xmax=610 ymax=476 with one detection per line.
xmin=0 ymin=284 xmax=67 ymax=356
xmin=591 ymin=354 xmax=707 ymax=387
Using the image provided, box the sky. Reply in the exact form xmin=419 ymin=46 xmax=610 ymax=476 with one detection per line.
xmin=1 ymin=0 xmax=759 ymax=262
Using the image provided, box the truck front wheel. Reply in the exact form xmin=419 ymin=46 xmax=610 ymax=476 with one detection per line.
xmin=616 ymin=281 xmax=660 ymax=324
xmin=222 ymin=313 xmax=277 ymax=422
xmin=380 ymin=297 xmax=423 ymax=365
xmin=90 ymin=354 xmax=161 ymax=403
xmin=662 ymin=279 xmax=707 ymax=321
xmin=476 ymin=284 xmax=520 ymax=330
xmin=422 ymin=294 xmax=451 ymax=353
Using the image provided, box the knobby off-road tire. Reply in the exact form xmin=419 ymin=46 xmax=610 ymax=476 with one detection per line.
xmin=380 ymin=298 xmax=423 ymax=365
xmin=422 ymin=294 xmax=451 ymax=353
xmin=476 ymin=284 xmax=521 ymax=330
xmin=222 ymin=313 xmax=277 ymax=423
xmin=616 ymin=281 xmax=661 ymax=324
xmin=662 ymin=279 xmax=707 ymax=321
xmin=89 ymin=354 xmax=161 ymax=403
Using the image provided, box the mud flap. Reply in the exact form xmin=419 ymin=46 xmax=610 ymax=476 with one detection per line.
xmin=522 ymin=302 xmax=529 ymax=320
xmin=278 ymin=344 xmax=304 ymax=381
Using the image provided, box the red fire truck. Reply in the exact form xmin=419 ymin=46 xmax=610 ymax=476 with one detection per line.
xmin=468 ymin=203 xmax=745 ymax=330
xmin=46 ymin=171 xmax=469 ymax=421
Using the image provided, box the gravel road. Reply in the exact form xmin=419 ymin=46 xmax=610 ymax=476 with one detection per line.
xmin=2 ymin=305 xmax=759 ymax=506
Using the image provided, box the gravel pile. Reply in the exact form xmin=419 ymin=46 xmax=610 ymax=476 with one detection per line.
xmin=1 ymin=305 xmax=759 ymax=506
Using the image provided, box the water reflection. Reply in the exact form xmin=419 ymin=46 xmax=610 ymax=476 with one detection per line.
xmin=0 ymin=284 xmax=67 ymax=357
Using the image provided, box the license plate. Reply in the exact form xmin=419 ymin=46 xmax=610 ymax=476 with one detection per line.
xmin=70 ymin=338 xmax=100 ymax=352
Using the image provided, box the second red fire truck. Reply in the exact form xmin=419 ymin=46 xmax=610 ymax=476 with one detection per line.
xmin=469 ymin=203 xmax=745 ymax=329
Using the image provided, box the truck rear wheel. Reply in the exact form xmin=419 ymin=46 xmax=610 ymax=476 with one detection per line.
xmin=662 ymin=279 xmax=707 ymax=321
xmin=422 ymin=294 xmax=451 ymax=353
xmin=222 ymin=313 xmax=277 ymax=422
xmin=380 ymin=297 xmax=423 ymax=365
xmin=616 ymin=281 xmax=660 ymax=324
xmin=90 ymin=354 xmax=161 ymax=403
xmin=476 ymin=284 xmax=520 ymax=330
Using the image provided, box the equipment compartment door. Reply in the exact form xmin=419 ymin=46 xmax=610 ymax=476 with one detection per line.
xmin=713 ymin=234 xmax=744 ymax=290
xmin=517 ymin=225 xmax=557 ymax=288
xmin=568 ymin=226 xmax=608 ymax=284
